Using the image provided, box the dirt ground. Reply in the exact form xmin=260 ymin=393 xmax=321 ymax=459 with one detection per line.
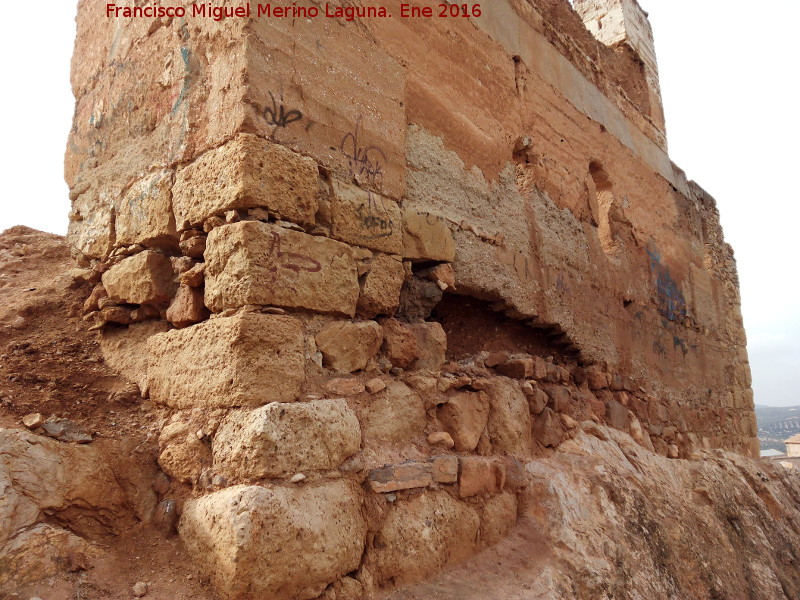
xmin=0 ymin=226 xmax=219 ymax=600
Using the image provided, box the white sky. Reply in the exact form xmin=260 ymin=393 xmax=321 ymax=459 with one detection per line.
xmin=0 ymin=2 xmax=797 ymax=406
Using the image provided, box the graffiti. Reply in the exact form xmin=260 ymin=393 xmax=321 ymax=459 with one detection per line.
xmin=339 ymin=118 xmax=386 ymax=188
xmin=646 ymin=246 xmax=687 ymax=323
xmin=264 ymin=91 xmax=303 ymax=139
xmin=356 ymin=192 xmax=395 ymax=239
xmin=555 ymin=273 xmax=568 ymax=294
xmin=265 ymin=231 xmax=321 ymax=282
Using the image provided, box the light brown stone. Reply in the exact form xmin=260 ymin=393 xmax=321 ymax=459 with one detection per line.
xmin=365 ymin=378 xmax=387 ymax=394
xmin=101 ymin=250 xmax=177 ymax=306
xmin=158 ymin=421 xmax=211 ymax=484
xmin=148 ymin=313 xmax=305 ymax=408
xmin=205 ymin=221 xmax=360 ymax=316
xmin=361 ymin=381 xmax=426 ymax=444
xmin=496 ymin=357 xmax=534 ymax=379
xmin=330 ymin=180 xmax=402 ymax=253
xmin=368 ymin=491 xmax=479 ymax=587
xmin=179 ymin=482 xmax=367 ymax=600
xmin=430 ymin=455 xmax=459 ymax=483
xmin=437 ymin=391 xmax=490 ymax=452
xmin=173 ymin=133 xmax=318 ymax=227
xmin=116 ymin=169 xmax=177 ymax=248
xmin=409 ymin=322 xmax=447 ymax=371
xmin=326 ymin=378 xmax=366 ymax=397
xmin=357 ymin=253 xmax=405 ymax=318
xmin=213 ymin=399 xmax=361 ymax=480
xmin=459 ymin=457 xmax=506 ymax=498
xmin=480 ymin=492 xmax=517 ymax=546
xmin=316 ymin=321 xmax=383 ymax=373
xmin=166 ymin=285 xmax=209 ymax=328
xmin=532 ymin=407 xmax=565 ymax=448
xmin=402 ymin=210 xmax=455 ymax=262
xmin=381 ymin=318 xmax=419 ymax=368
xmin=427 ymin=431 xmax=455 ymax=448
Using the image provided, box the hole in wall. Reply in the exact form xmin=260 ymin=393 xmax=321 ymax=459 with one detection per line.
xmin=430 ymin=294 xmax=579 ymax=361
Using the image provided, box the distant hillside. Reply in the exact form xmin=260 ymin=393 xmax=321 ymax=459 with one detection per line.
xmin=755 ymin=404 xmax=800 ymax=452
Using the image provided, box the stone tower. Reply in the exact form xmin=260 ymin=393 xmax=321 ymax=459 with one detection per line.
xmin=65 ymin=1 xmax=757 ymax=598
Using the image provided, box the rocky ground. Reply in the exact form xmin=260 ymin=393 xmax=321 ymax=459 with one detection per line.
xmin=2 ymin=226 xmax=800 ymax=600
xmin=0 ymin=226 xmax=217 ymax=599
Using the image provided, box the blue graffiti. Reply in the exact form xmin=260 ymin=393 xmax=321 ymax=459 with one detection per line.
xmin=646 ymin=246 xmax=687 ymax=323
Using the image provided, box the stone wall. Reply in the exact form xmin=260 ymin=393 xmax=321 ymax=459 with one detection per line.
xmin=66 ymin=1 xmax=757 ymax=598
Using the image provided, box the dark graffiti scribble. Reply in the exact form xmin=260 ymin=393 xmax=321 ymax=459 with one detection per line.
xmin=265 ymin=231 xmax=321 ymax=282
xmin=339 ymin=118 xmax=386 ymax=188
xmin=264 ymin=91 xmax=303 ymax=139
xmin=356 ymin=191 xmax=395 ymax=239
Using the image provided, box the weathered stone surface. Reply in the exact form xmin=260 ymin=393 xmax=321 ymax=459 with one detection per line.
xmin=427 ymin=431 xmax=455 ymax=448
xmin=148 ymin=313 xmax=305 ymax=408
xmin=213 ymin=399 xmax=361 ymax=480
xmin=101 ymin=320 xmax=170 ymax=396
xmin=0 ymin=429 xmax=131 ymax=549
xmin=326 ymin=378 xmax=366 ymax=397
xmin=361 ymin=381 xmax=426 ymax=444
xmin=205 ymin=221 xmax=360 ymax=316
xmin=357 ymin=253 xmax=405 ymax=318
xmin=0 ymin=523 xmax=101 ymax=592
xmin=409 ymin=322 xmax=447 ymax=371
xmin=479 ymin=492 xmax=518 ymax=546
xmin=331 ymin=180 xmax=402 ymax=253
xmin=102 ymin=250 xmax=177 ymax=306
xmin=22 ymin=413 xmax=43 ymax=429
xmin=367 ymin=491 xmax=479 ymax=587
xmin=116 ymin=169 xmax=177 ymax=248
xmin=402 ymin=210 xmax=455 ymax=261
xmin=381 ymin=318 xmax=419 ymax=368
xmin=496 ymin=357 xmax=534 ymax=379
xmin=459 ymin=457 xmax=506 ymax=498
xmin=437 ymin=391 xmax=490 ymax=452
xmin=179 ymin=481 xmax=367 ymax=600
xmin=431 ymin=455 xmax=459 ymax=483
xmin=316 ymin=321 xmax=383 ymax=373
xmin=368 ymin=461 xmax=433 ymax=493
xmin=166 ymin=284 xmax=209 ymax=328
xmin=173 ymin=133 xmax=319 ymax=227
xmin=158 ymin=420 xmax=211 ymax=484
xmin=533 ymin=407 xmax=565 ymax=448
xmin=41 ymin=417 xmax=93 ymax=444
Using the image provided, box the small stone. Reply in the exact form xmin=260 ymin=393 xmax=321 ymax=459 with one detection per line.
xmin=368 ymin=462 xmax=433 ymax=493
xmin=381 ymin=318 xmax=419 ymax=368
xmin=559 ymin=413 xmax=578 ymax=429
xmin=41 ymin=417 xmax=93 ymax=444
xmin=133 ymin=581 xmax=148 ymax=597
xmin=179 ymin=263 xmax=206 ymax=287
xmin=290 ymin=473 xmax=306 ymax=483
xmin=153 ymin=499 xmax=178 ymax=536
xmin=365 ymin=378 xmax=387 ymax=394
xmin=152 ymin=472 xmax=170 ymax=495
xmin=325 ymin=378 xmax=365 ymax=396
xmin=180 ymin=236 xmax=206 ymax=258
xmin=496 ymin=357 xmax=534 ymax=379
xmin=668 ymin=444 xmax=680 ymax=459
xmin=427 ymin=431 xmax=455 ymax=448
xmin=484 ymin=351 xmax=509 ymax=368
xmin=430 ymin=455 xmax=458 ymax=483
xmin=459 ymin=457 xmax=505 ymax=498
xmin=22 ymin=412 xmax=43 ymax=429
